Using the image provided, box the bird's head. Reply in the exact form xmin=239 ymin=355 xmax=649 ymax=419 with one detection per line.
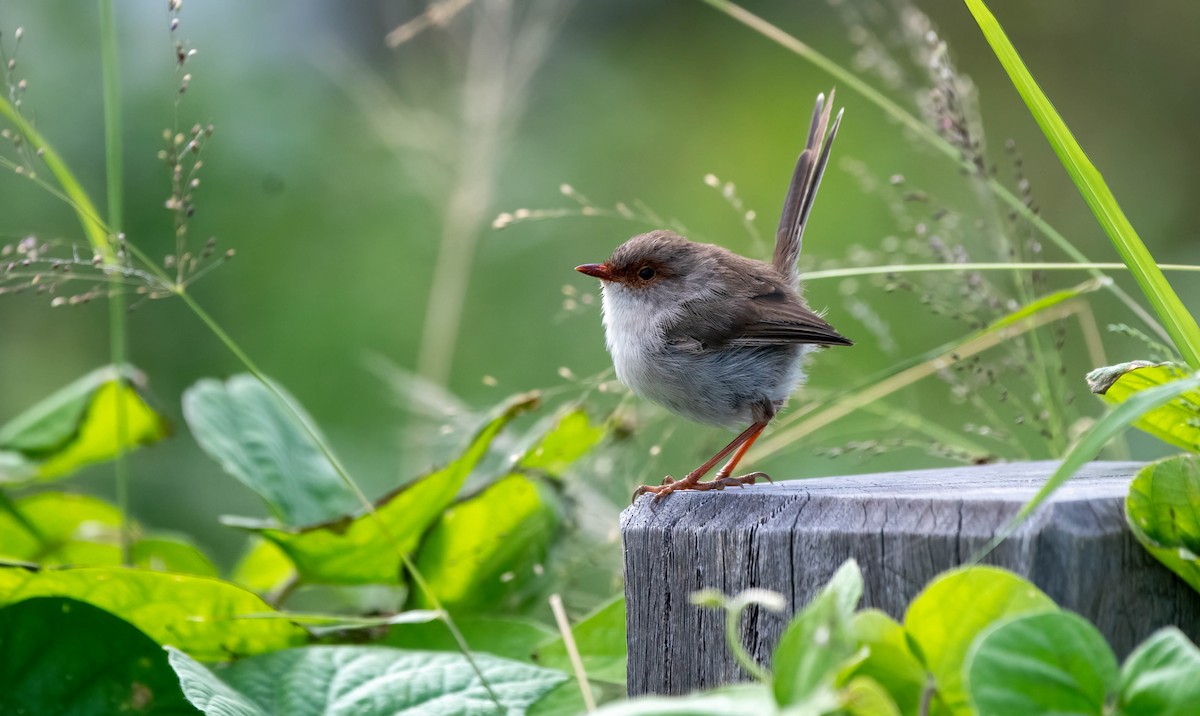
xmin=575 ymin=230 xmax=714 ymax=306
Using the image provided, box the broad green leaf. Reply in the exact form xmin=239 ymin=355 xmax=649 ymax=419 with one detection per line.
xmin=1087 ymin=362 xmax=1200 ymax=452
xmin=773 ymin=559 xmax=863 ymax=709
xmin=904 ymin=567 xmax=1055 ymax=715
xmin=133 ymin=536 xmax=219 ymax=578
xmin=168 ymin=645 xmax=567 ymax=716
xmin=844 ymin=610 xmax=926 ymax=716
xmin=0 ymin=565 xmax=307 ymax=660
xmin=965 ymin=611 xmax=1116 ymax=716
xmin=0 ymin=491 xmax=122 ymax=565
xmin=517 ymin=409 xmax=607 ymax=478
xmin=182 ymin=375 xmax=359 ymax=526
xmin=534 ymin=594 xmax=627 ymax=684
xmin=231 ymin=392 xmax=539 ymax=584
xmin=230 ymin=538 xmax=296 ymax=596
xmin=590 ymin=684 xmax=776 ymax=716
xmin=387 ymin=615 xmax=556 ymax=662
xmin=963 ymin=0 xmax=1200 ymax=369
xmin=1126 ymin=455 xmax=1200 ymax=594
xmin=842 ymin=676 xmax=902 ymax=716
xmin=1118 ymin=627 xmax=1200 ymax=716
xmin=988 ymin=371 xmax=1200 ymax=552
xmin=0 ymin=492 xmax=217 ymax=575
xmin=409 ymin=474 xmax=562 ymax=612
xmin=0 ymin=365 xmax=169 ymax=484
xmin=0 ymin=597 xmax=196 ymax=715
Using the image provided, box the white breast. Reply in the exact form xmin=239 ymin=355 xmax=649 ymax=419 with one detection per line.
xmin=599 ymin=283 xmax=677 ymax=394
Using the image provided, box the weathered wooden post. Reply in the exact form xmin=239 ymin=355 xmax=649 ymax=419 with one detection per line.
xmin=621 ymin=461 xmax=1200 ymax=696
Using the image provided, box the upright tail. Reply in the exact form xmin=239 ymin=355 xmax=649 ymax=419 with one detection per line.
xmin=772 ymin=90 xmax=844 ymax=285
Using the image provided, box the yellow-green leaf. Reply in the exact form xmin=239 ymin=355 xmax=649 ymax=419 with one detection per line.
xmin=231 ymin=393 xmax=539 ymax=584
xmin=0 ymin=492 xmax=216 ymax=575
xmin=517 ymin=409 xmax=607 ymax=479
xmin=0 ymin=565 xmax=307 ymax=660
xmin=0 ymin=366 xmax=169 ymax=484
xmin=409 ymin=474 xmax=561 ymax=612
xmin=1088 ymin=362 xmax=1200 ymax=452
xmin=231 ymin=537 xmax=297 ymax=596
xmin=905 ymin=567 xmax=1056 ymax=715
xmin=844 ymin=610 xmax=926 ymax=716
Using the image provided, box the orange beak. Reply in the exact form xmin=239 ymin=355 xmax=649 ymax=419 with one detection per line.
xmin=575 ymin=263 xmax=614 ymax=281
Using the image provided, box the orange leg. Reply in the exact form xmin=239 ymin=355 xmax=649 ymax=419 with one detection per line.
xmin=633 ymin=420 xmax=772 ymax=502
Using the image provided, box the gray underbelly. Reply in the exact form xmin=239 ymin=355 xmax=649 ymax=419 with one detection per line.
xmin=615 ymin=344 xmax=808 ymax=429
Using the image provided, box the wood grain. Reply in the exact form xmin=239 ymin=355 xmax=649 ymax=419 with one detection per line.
xmin=621 ymin=461 xmax=1200 ymax=695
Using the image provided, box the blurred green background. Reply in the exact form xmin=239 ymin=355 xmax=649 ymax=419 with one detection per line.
xmin=1 ymin=0 xmax=1198 ymax=569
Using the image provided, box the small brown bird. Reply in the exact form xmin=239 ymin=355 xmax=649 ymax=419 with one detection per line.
xmin=576 ymin=91 xmax=852 ymax=500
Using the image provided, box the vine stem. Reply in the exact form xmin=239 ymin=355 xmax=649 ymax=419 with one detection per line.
xmin=99 ymin=0 xmax=132 ymax=565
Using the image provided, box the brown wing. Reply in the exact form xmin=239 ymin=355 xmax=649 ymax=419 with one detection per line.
xmin=667 ymin=269 xmax=852 ymax=350
xmin=730 ymin=285 xmax=853 ymax=347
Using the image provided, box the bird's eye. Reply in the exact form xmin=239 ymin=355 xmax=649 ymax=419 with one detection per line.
xmin=637 ymin=266 xmax=656 ymax=281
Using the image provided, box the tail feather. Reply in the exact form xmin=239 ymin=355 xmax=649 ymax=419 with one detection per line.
xmin=772 ymin=90 xmax=843 ymax=284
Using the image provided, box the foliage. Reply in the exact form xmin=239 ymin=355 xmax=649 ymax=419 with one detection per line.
xmin=1126 ymin=455 xmax=1200 ymax=594
xmin=602 ymin=563 xmax=1200 ymax=716
xmin=169 ymin=646 xmax=566 ymax=716
xmin=0 ymin=365 xmax=168 ymax=485
xmin=3 ymin=1 xmax=1200 ymax=713
xmin=0 ymin=597 xmax=195 ymax=715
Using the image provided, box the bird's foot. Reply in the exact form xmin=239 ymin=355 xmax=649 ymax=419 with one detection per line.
xmin=710 ymin=471 xmax=771 ymax=489
xmin=631 ymin=472 xmax=770 ymax=503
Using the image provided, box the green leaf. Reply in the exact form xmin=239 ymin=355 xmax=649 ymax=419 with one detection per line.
xmin=0 ymin=565 xmax=307 ymax=660
xmin=844 ymin=610 xmax=926 ymax=716
xmin=409 ymin=474 xmax=562 ymax=611
xmin=988 ymin=371 xmax=1200 ymax=551
xmin=1126 ymin=455 xmax=1200 ymax=594
xmin=1118 ymin=627 xmax=1200 ymax=715
xmin=904 ymin=567 xmax=1056 ymax=715
xmin=0 ymin=365 xmax=169 ymax=484
xmin=772 ymin=559 xmax=863 ymax=710
xmin=0 ymin=492 xmax=216 ymax=575
xmin=965 ymin=611 xmax=1117 ymax=716
xmin=842 ymin=676 xmax=902 ymax=716
xmin=590 ymin=684 xmax=777 ymax=716
xmin=386 ymin=615 xmax=556 ymax=661
xmin=182 ymin=375 xmax=360 ymax=526
xmin=231 ymin=392 xmax=539 ymax=584
xmin=133 ymin=536 xmax=219 ymax=578
xmin=0 ymin=597 xmax=197 ymax=715
xmin=1087 ymin=361 xmax=1200 ymax=452
xmin=963 ymin=0 xmax=1200 ymax=369
xmin=230 ymin=538 xmax=296 ymax=596
xmin=168 ymin=645 xmax=567 ymax=716
xmin=517 ymin=408 xmax=607 ymax=478
xmin=534 ymin=594 xmax=627 ymax=684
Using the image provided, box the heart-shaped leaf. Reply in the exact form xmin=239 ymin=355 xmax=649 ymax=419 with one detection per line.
xmin=904 ymin=567 xmax=1056 ymax=715
xmin=966 ymin=610 xmax=1117 ymax=716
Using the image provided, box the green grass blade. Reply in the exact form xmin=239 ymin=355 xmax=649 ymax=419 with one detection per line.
xmin=0 ymin=99 xmax=109 ymax=256
xmin=964 ymin=0 xmax=1200 ymax=369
